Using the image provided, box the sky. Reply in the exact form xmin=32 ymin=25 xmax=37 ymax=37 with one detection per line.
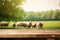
xmin=22 ymin=0 xmax=60 ymax=12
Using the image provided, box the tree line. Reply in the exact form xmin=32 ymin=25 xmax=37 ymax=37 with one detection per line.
xmin=0 ymin=0 xmax=60 ymax=21
xmin=23 ymin=9 xmax=60 ymax=21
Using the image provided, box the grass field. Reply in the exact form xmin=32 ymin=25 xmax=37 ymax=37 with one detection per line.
xmin=0 ymin=21 xmax=60 ymax=29
xmin=41 ymin=21 xmax=60 ymax=29
xmin=32 ymin=21 xmax=60 ymax=29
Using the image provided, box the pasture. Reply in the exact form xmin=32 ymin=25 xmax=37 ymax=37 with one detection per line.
xmin=0 ymin=21 xmax=60 ymax=29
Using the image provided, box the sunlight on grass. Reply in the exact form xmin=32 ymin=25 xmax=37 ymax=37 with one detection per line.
xmin=0 ymin=21 xmax=60 ymax=29
xmin=43 ymin=21 xmax=60 ymax=29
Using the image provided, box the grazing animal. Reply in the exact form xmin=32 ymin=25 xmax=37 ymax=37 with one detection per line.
xmin=38 ymin=22 xmax=43 ymax=29
xmin=27 ymin=21 xmax=32 ymax=28
xmin=0 ymin=22 xmax=9 ymax=26
xmin=32 ymin=23 xmax=36 ymax=28
xmin=17 ymin=23 xmax=27 ymax=27
xmin=12 ymin=22 xmax=16 ymax=28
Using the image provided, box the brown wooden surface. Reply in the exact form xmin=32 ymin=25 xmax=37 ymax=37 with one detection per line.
xmin=0 ymin=29 xmax=60 ymax=38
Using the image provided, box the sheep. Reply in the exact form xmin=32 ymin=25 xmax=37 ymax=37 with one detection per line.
xmin=38 ymin=22 xmax=43 ymax=29
xmin=0 ymin=22 xmax=9 ymax=26
xmin=32 ymin=23 xmax=36 ymax=28
xmin=12 ymin=22 xmax=16 ymax=28
xmin=17 ymin=23 xmax=27 ymax=28
xmin=27 ymin=21 xmax=32 ymax=28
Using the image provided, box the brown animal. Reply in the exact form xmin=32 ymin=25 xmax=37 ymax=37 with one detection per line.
xmin=12 ymin=22 xmax=16 ymax=28
xmin=27 ymin=21 xmax=32 ymax=28
xmin=38 ymin=22 xmax=43 ymax=29
xmin=32 ymin=23 xmax=36 ymax=28
xmin=17 ymin=23 xmax=27 ymax=27
xmin=0 ymin=22 xmax=9 ymax=26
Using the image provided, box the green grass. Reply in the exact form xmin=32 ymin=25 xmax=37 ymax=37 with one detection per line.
xmin=0 ymin=21 xmax=60 ymax=29
xmin=30 ymin=21 xmax=60 ymax=29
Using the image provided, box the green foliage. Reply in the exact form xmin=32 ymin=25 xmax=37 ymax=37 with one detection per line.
xmin=0 ymin=0 xmax=25 ymax=21
xmin=24 ymin=9 xmax=60 ymax=21
xmin=0 ymin=0 xmax=60 ymax=21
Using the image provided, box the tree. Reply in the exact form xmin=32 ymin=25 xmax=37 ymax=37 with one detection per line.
xmin=0 ymin=0 xmax=25 ymax=21
xmin=52 ymin=10 xmax=60 ymax=20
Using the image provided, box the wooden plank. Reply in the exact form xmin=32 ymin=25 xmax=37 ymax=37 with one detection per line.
xmin=0 ymin=29 xmax=60 ymax=38
xmin=47 ymin=38 xmax=55 ymax=40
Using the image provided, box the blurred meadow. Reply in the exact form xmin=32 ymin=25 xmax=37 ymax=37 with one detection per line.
xmin=0 ymin=0 xmax=60 ymax=29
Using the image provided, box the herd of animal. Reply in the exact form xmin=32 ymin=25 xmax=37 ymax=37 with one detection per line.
xmin=0 ymin=21 xmax=43 ymax=29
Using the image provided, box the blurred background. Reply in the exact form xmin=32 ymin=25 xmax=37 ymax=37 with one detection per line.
xmin=0 ymin=0 xmax=60 ymax=21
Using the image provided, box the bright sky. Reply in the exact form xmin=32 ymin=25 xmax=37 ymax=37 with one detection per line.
xmin=22 ymin=0 xmax=60 ymax=12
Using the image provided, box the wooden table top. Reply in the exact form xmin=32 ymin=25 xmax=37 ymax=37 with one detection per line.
xmin=0 ymin=29 xmax=60 ymax=38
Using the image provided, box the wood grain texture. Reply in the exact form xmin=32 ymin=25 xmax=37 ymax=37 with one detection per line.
xmin=0 ymin=29 xmax=60 ymax=38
